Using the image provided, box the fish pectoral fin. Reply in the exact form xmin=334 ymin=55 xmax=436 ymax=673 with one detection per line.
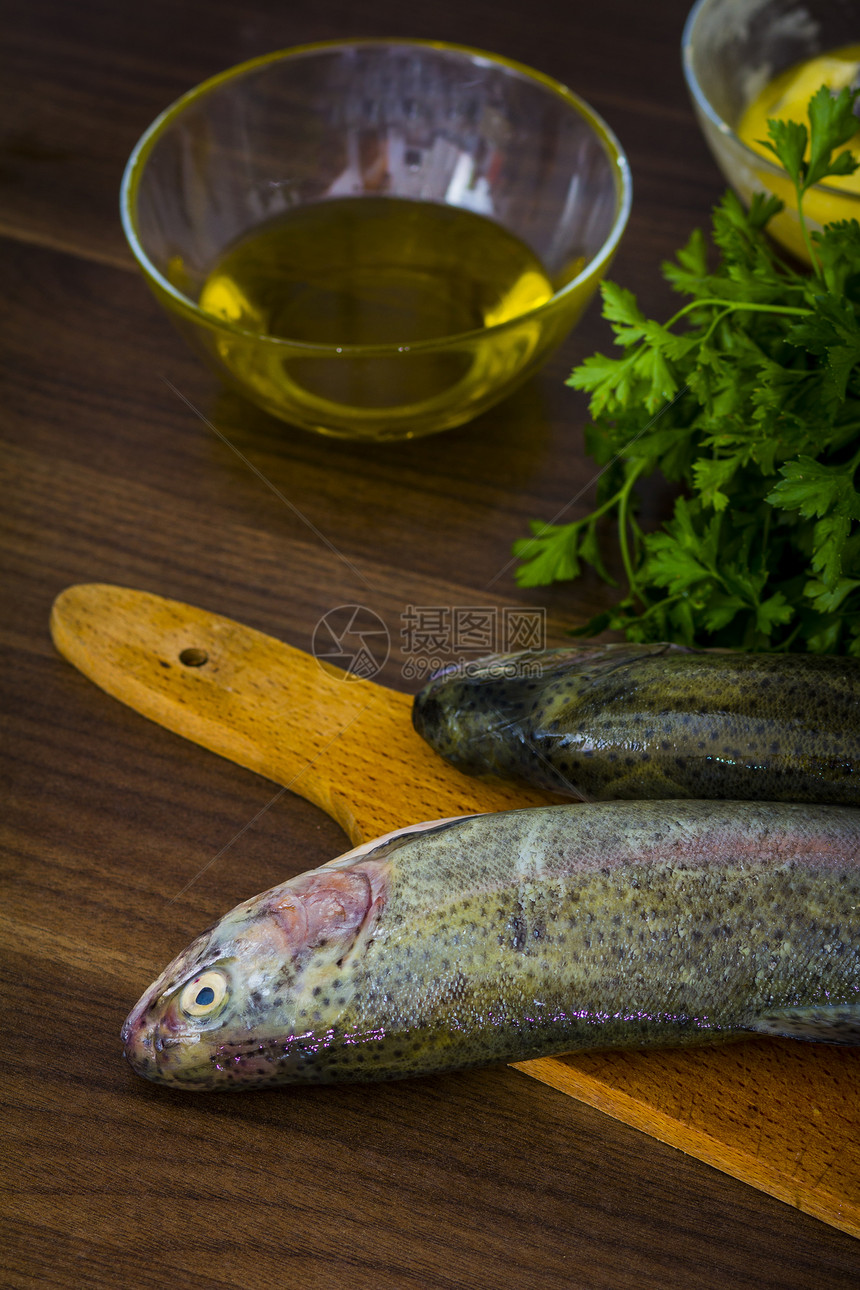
xmin=744 ymin=1005 xmax=860 ymax=1046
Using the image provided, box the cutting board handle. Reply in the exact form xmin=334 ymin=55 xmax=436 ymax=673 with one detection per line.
xmin=49 ymin=584 xmax=557 ymax=844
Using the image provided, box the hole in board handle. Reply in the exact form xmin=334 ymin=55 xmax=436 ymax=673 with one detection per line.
xmin=179 ymin=648 xmax=209 ymax=667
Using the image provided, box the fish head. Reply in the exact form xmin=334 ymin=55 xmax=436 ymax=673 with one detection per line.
xmin=411 ymin=647 xmax=602 ymax=778
xmin=411 ymin=643 xmax=692 ymax=792
xmin=121 ymin=860 xmax=388 ymax=1089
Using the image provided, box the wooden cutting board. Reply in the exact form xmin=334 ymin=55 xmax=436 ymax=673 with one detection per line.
xmin=49 ymin=583 xmax=860 ymax=1240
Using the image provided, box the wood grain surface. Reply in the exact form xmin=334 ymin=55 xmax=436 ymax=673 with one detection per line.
xmin=48 ymin=584 xmax=562 ymax=844
xmin=3 ymin=1 xmax=859 ymax=1286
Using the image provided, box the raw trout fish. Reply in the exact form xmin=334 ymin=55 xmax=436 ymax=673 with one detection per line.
xmin=122 ymin=801 xmax=860 ymax=1089
xmin=412 ymin=644 xmax=860 ymax=804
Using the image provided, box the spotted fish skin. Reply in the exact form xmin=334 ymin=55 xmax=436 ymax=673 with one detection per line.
xmin=411 ymin=644 xmax=860 ymax=804
xmin=122 ymin=801 xmax=860 ymax=1090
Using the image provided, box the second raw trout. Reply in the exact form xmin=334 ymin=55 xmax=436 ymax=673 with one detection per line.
xmin=412 ymin=644 xmax=860 ymax=804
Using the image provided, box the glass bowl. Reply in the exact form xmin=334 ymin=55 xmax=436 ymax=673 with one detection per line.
xmin=120 ymin=39 xmax=631 ymax=441
xmin=683 ymin=0 xmax=860 ymax=264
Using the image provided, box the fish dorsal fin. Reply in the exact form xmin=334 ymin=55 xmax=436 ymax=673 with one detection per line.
xmin=323 ymin=815 xmax=480 ymax=869
xmin=746 ymin=1005 xmax=860 ymax=1046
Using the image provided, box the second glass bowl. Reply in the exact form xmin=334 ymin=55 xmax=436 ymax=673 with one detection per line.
xmin=683 ymin=0 xmax=860 ymax=264
xmin=121 ymin=39 xmax=631 ymax=441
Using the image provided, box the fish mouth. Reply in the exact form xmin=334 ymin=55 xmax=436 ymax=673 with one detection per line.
xmin=121 ymin=986 xmax=158 ymax=1075
xmin=121 ymin=1014 xmax=208 ymax=1085
xmin=121 ymin=985 xmax=207 ymax=1085
xmin=121 ymin=1013 xmax=159 ymax=1080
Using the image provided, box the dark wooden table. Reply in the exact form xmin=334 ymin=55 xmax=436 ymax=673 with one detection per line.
xmin=3 ymin=1 xmax=859 ymax=1285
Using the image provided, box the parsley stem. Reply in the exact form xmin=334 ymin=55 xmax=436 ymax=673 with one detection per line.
xmin=775 ymin=620 xmax=804 ymax=652
xmin=566 ymin=470 xmax=641 ymax=530
xmin=699 ymin=306 xmax=736 ymax=348
xmin=795 ymin=179 xmax=822 ymax=280
xmin=663 ymin=297 xmax=811 ymax=331
xmin=617 ymin=461 xmax=648 ymax=595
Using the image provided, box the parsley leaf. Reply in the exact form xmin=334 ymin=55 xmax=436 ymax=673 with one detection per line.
xmin=514 ymin=84 xmax=860 ymax=654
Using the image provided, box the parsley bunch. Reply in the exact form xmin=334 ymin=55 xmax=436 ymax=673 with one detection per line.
xmin=514 ymin=86 xmax=860 ymax=654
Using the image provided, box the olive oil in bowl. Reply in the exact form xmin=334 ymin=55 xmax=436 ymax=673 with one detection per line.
xmin=195 ymin=197 xmax=562 ymax=439
xmin=124 ymin=40 xmax=631 ymax=440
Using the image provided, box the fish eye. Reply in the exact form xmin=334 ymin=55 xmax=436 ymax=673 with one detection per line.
xmin=180 ymin=970 xmax=228 ymax=1017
